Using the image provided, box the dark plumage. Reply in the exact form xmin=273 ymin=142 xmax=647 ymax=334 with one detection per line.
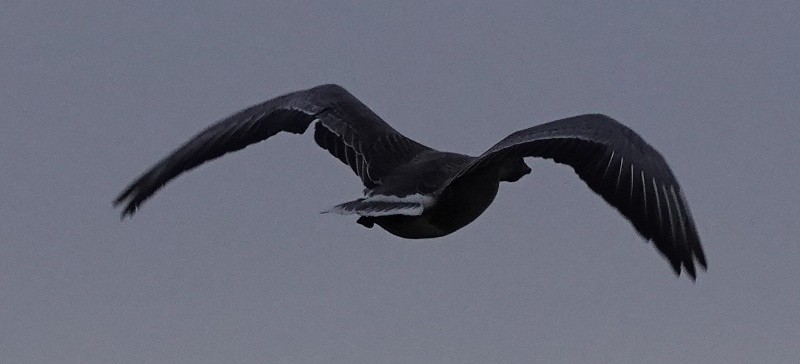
xmin=115 ymin=84 xmax=707 ymax=279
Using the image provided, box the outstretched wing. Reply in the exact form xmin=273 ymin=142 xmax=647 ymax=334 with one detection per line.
xmin=444 ymin=114 xmax=706 ymax=279
xmin=114 ymin=84 xmax=432 ymax=217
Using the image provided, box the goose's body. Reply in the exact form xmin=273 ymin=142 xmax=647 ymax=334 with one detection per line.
xmin=115 ymin=84 xmax=706 ymax=279
xmin=351 ymin=150 xmax=529 ymax=239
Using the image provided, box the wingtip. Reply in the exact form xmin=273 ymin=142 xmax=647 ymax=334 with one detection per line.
xmin=697 ymin=251 xmax=708 ymax=270
xmin=682 ymin=256 xmax=710 ymax=281
xmin=685 ymin=267 xmax=698 ymax=281
xmin=114 ymin=199 xmax=138 ymax=221
xmin=686 ymin=246 xmax=709 ymax=280
xmin=670 ymin=265 xmax=697 ymax=281
xmin=118 ymin=208 xmax=133 ymax=221
xmin=112 ymin=194 xmax=125 ymax=208
xmin=684 ymin=261 xmax=697 ymax=280
xmin=692 ymin=257 xmax=708 ymax=282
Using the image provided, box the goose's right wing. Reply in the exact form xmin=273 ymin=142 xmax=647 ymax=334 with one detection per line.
xmin=114 ymin=84 xmax=432 ymax=217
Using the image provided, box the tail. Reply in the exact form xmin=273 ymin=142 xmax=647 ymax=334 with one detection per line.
xmin=322 ymin=194 xmax=431 ymax=217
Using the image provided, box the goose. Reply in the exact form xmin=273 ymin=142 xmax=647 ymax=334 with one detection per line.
xmin=114 ymin=84 xmax=706 ymax=279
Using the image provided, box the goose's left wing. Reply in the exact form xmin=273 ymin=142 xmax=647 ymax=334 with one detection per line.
xmin=444 ymin=114 xmax=706 ymax=279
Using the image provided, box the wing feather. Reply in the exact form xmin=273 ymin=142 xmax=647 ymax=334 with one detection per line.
xmin=114 ymin=84 xmax=432 ymax=217
xmin=442 ymin=114 xmax=706 ymax=279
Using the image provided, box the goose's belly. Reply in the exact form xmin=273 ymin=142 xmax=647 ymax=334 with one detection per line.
xmin=374 ymin=177 xmax=500 ymax=239
xmin=374 ymin=215 xmax=449 ymax=239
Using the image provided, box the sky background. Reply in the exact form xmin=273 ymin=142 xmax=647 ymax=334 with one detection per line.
xmin=2 ymin=1 xmax=799 ymax=363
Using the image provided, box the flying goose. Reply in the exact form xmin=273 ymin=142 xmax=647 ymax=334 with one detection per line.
xmin=114 ymin=84 xmax=706 ymax=279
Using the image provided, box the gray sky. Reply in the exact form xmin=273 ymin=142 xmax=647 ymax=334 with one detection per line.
xmin=2 ymin=1 xmax=799 ymax=363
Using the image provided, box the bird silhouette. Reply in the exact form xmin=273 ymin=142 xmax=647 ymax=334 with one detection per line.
xmin=115 ymin=84 xmax=706 ymax=279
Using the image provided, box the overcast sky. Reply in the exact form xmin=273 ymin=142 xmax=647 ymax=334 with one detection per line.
xmin=2 ymin=1 xmax=799 ymax=363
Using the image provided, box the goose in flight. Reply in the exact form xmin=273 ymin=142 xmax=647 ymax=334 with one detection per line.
xmin=114 ymin=84 xmax=706 ymax=279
